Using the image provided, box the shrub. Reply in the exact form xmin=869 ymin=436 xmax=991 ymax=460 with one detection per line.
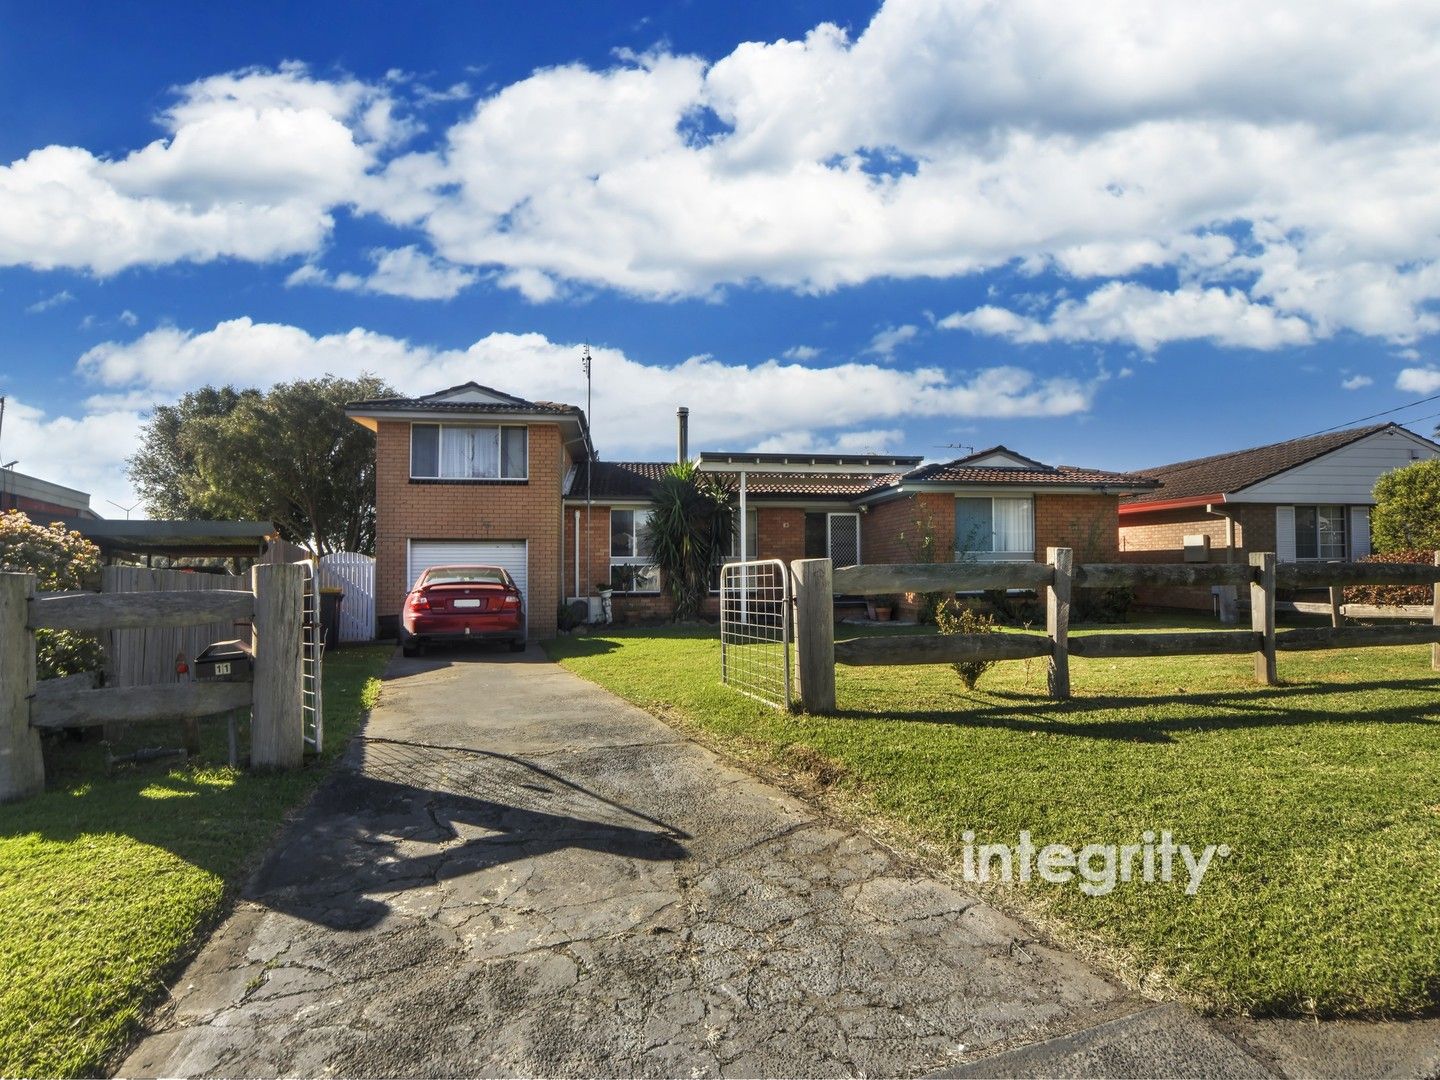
xmin=1373 ymin=459 xmax=1440 ymax=553
xmin=0 ymin=511 xmax=105 ymax=679
xmin=935 ymin=599 xmax=999 ymax=690
xmin=1343 ymin=549 xmax=1435 ymax=607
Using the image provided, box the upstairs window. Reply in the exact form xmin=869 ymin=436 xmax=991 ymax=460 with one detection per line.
xmin=411 ymin=424 xmax=527 ymax=480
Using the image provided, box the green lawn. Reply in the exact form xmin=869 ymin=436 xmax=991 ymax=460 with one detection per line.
xmin=546 ymin=618 xmax=1440 ymax=1019
xmin=0 ymin=645 xmax=391 ymax=1079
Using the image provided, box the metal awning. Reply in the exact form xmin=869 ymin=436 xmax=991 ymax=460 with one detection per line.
xmin=54 ymin=519 xmax=277 ymax=559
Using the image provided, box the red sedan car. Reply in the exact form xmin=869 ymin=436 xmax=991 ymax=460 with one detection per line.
xmin=400 ymin=565 xmax=526 ymax=656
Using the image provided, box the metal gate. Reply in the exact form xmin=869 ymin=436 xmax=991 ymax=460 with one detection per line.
xmin=299 ymin=560 xmax=325 ymax=753
xmin=719 ymin=559 xmax=792 ymax=710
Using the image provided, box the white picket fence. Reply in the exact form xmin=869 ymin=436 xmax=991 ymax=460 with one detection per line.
xmin=318 ymin=551 xmax=376 ymax=642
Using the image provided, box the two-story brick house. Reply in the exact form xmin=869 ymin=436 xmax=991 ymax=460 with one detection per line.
xmin=347 ymin=383 xmax=1157 ymax=638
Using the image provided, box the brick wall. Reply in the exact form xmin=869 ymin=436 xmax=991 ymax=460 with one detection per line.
xmin=861 ymin=493 xmax=955 ymax=564
xmin=1032 ymin=493 xmax=1121 ymax=561
xmin=375 ymin=420 xmax=569 ymax=639
xmin=1117 ymin=503 xmax=1276 ymax=611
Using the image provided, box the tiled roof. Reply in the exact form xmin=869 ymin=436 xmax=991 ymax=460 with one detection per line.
xmin=905 ymin=461 xmax=1157 ymax=489
xmin=566 ymin=462 xmax=899 ymax=501
xmin=348 ymin=381 xmax=582 ymax=416
xmin=1122 ymin=424 xmax=1400 ymax=503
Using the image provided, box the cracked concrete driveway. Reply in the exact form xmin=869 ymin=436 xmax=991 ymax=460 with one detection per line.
xmin=122 ymin=645 xmax=1144 ymax=1078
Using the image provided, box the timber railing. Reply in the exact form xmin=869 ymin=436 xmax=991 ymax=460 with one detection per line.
xmin=0 ymin=563 xmax=305 ymax=803
xmin=790 ymin=549 xmax=1440 ymax=712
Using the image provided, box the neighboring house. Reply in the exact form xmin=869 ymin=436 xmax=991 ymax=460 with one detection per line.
xmin=1119 ymin=423 xmax=1440 ymax=612
xmin=0 ymin=467 xmax=99 ymax=520
xmin=349 ymin=382 xmax=1156 ymax=637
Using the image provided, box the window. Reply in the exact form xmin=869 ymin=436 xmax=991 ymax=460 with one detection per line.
xmin=955 ymin=496 xmax=1034 ymax=561
xmin=410 ymin=423 xmax=527 ymax=480
xmin=610 ymin=508 xmax=659 ymax=592
xmin=1295 ymin=505 xmax=1347 ymax=560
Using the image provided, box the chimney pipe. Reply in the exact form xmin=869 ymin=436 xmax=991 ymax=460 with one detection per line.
xmin=676 ymin=406 xmax=689 ymax=464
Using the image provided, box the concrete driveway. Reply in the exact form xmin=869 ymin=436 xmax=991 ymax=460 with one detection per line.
xmin=121 ymin=645 xmax=1268 ymax=1078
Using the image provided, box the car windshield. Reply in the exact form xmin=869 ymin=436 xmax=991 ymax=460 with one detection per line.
xmin=421 ymin=567 xmax=512 ymax=587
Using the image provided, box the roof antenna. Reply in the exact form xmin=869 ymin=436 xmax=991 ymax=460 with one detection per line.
xmin=935 ymin=443 xmax=974 ymax=455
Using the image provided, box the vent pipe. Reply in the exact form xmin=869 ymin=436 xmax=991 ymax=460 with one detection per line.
xmin=676 ymin=406 xmax=689 ymax=464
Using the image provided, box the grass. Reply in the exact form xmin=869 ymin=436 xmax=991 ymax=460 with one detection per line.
xmin=0 ymin=645 xmax=391 ymax=1079
xmin=546 ymin=616 xmax=1440 ymax=1019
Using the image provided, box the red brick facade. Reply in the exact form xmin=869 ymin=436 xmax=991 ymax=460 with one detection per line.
xmin=374 ymin=420 xmax=572 ymax=639
xmin=1033 ymin=493 xmax=1122 ymax=561
xmin=1118 ymin=503 xmax=1276 ymax=610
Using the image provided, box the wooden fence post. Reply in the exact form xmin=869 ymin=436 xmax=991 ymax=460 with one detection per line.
xmin=1432 ymin=551 xmax=1440 ymax=673
xmin=251 ymin=562 xmax=304 ymax=769
xmin=792 ymin=558 xmax=836 ymax=714
xmin=1250 ymin=552 xmax=1278 ymax=685
xmin=1046 ymin=547 xmax=1071 ymax=700
xmin=1328 ymin=586 xmax=1344 ymax=628
xmin=0 ymin=572 xmax=44 ymax=802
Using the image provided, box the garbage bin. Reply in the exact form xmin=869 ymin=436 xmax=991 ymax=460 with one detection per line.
xmin=320 ymin=587 xmax=344 ymax=647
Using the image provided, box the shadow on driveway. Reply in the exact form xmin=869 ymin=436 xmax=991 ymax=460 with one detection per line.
xmin=251 ymin=737 xmax=689 ymax=932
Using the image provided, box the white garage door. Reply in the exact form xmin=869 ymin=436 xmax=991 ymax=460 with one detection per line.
xmin=407 ymin=540 xmax=529 ymax=613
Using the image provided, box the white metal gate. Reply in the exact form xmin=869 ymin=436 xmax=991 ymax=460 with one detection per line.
xmin=299 ymin=560 xmax=325 ymax=754
xmin=719 ymin=559 xmax=792 ymax=710
xmin=318 ymin=551 xmax=376 ymax=641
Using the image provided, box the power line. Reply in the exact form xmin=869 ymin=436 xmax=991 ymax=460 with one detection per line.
xmin=1296 ymin=391 xmax=1440 ymax=439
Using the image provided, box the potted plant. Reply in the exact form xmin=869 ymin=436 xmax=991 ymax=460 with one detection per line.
xmin=873 ymin=596 xmax=895 ymax=621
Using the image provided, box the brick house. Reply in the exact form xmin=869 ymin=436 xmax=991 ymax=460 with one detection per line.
xmin=348 ymin=384 xmax=1155 ymax=637
xmin=1118 ymin=423 xmax=1440 ymax=613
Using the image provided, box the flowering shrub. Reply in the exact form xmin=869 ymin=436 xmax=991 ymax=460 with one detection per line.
xmin=935 ymin=599 xmax=999 ymax=690
xmin=1342 ymin=549 xmax=1436 ymax=608
xmin=0 ymin=511 xmax=105 ymax=678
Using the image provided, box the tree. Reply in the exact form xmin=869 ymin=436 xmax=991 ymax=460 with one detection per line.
xmin=129 ymin=386 xmax=256 ymax=519
xmin=0 ymin=511 xmax=104 ymax=678
xmin=128 ymin=376 xmax=392 ymax=554
xmin=645 ymin=461 xmax=735 ymax=621
xmin=1372 ymin=458 xmax=1440 ymax=553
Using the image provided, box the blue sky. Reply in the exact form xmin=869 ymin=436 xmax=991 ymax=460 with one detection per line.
xmin=3 ymin=0 xmax=1439 ymax=512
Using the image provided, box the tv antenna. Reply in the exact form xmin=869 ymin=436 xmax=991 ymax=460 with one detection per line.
xmin=107 ymin=499 xmax=140 ymax=519
xmin=935 ymin=443 xmax=975 ymax=455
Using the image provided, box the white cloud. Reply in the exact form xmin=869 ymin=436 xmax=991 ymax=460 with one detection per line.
xmin=119 ymin=309 xmax=138 ymax=327
xmin=287 ymin=245 xmax=477 ymax=300
xmin=1340 ymin=374 xmax=1373 ymax=390
xmin=865 ymin=324 xmax=918 ymax=358
xmin=941 ymin=283 xmax=1313 ymax=351
xmin=7 ymin=3 xmax=1440 ymax=348
xmin=0 ymin=63 xmax=404 ymax=274
xmin=58 ymin=316 xmax=1099 ymax=508
xmin=1397 ymin=367 xmax=1440 ymax=394
xmin=750 ymin=428 xmax=904 ymax=454
xmin=25 ymin=289 xmax=74 ymax=313
xmin=782 ymin=344 xmax=821 ymax=360
xmin=0 ymin=396 xmax=145 ymax=512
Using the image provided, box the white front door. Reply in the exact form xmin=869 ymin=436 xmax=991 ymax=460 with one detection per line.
xmin=407 ymin=540 xmax=529 ymax=613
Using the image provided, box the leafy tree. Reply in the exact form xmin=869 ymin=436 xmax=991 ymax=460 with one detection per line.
xmin=0 ymin=511 xmax=104 ymax=678
xmin=129 ymin=386 xmax=255 ymax=519
xmin=1372 ymin=458 xmax=1440 ymax=553
xmin=129 ymin=376 xmax=392 ymax=554
xmin=645 ymin=461 xmax=735 ymax=621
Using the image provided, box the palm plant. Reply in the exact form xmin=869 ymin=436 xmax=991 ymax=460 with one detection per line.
xmin=645 ymin=461 xmax=735 ymax=621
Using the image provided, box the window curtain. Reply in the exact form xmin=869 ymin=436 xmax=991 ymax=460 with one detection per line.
xmin=440 ymin=427 xmax=471 ymax=477
xmin=440 ymin=426 xmax=501 ymax=478
xmin=992 ymin=497 xmax=1033 ymax=554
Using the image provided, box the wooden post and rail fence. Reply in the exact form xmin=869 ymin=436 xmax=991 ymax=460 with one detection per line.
xmin=791 ymin=549 xmax=1440 ymax=713
xmin=0 ymin=562 xmax=305 ymax=803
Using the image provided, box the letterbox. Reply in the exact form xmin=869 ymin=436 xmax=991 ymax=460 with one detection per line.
xmin=195 ymin=639 xmax=254 ymax=683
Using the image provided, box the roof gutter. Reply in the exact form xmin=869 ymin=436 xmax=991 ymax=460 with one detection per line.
xmin=1118 ymin=493 xmax=1226 ymax=516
